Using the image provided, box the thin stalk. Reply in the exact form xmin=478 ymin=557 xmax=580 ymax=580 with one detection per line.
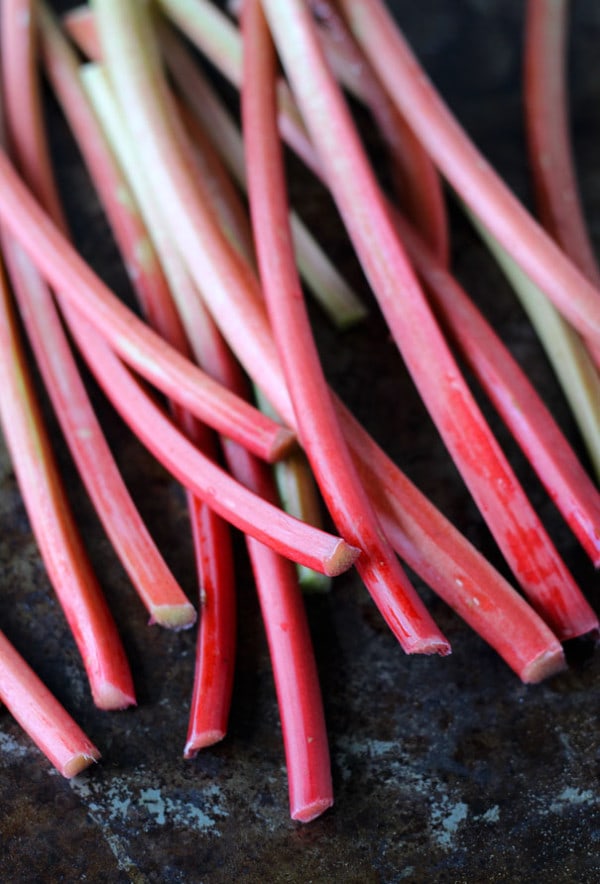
xmin=1 ymin=0 xmax=195 ymax=630
xmin=254 ymin=389 xmax=330 ymax=593
xmin=523 ymin=0 xmax=600 ymax=397
xmin=524 ymin=0 xmax=600 ymax=288
xmin=336 ymin=0 xmax=600 ymax=350
xmin=242 ymin=0 xmax=449 ymax=655
xmin=391 ymin=212 xmax=600 ymax=566
xmin=36 ymin=4 xmax=236 ymax=746
xmin=307 ymin=0 xmax=449 ymax=266
xmin=0 ymin=250 xmax=135 ymax=711
xmin=0 ymin=629 xmax=101 ymax=777
xmin=260 ymin=0 xmax=598 ymax=641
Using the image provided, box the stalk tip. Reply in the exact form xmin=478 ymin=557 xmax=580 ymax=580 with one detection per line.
xmin=149 ymin=602 xmax=197 ymax=630
xmin=520 ymin=646 xmax=567 ymax=684
xmin=268 ymin=425 xmax=298 ymax=462
xmin=291 ymin=795 xmax=334 ymax=823
xmin=61 ymin=749 xmax=101 ymax=778
xmin=183 ymin=729 xmax=226 ymax=758
xmin=323 ymin=539 xmax=361 ymax=576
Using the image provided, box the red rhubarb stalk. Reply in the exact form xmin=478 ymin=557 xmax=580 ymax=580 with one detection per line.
xmin=336 ymin=0 xmax=600 ymax=350
xmin=307 ymin=0 xmax=449 ymax=266
xmin=242 ymin=0 xmax=449 ymax=655
xmin=0 ymin=629 xmax=101 ymax=777
xmin=78 ymin=22 xmax=334 ymax=808
xmin=260 ymin=0 xmax=598 ymax=641
xmin=0 ymin=0 xmax=195 ymax=630
xmin=0 ymin=247 xmax=135 ymax=711
xmin=391 ymin=212 xmax=600 ymax=566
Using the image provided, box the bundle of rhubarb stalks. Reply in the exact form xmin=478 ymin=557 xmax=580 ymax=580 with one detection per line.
xmin=0 ymin=0 xmax=599 ymax=824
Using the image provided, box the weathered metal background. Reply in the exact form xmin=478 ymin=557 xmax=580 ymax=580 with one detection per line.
xmin=1 ymin=2 xmax=599 ymax=881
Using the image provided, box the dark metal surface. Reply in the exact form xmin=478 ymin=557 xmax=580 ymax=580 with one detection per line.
xmin=1 ymin=2 xmax=600 ymax=881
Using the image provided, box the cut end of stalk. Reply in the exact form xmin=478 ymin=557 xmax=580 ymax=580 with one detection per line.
xmin=323 ymin=539 xmax=361 ymax=576
xmin=405 ymin=636 xmax=452 ymax=656
xmin=291 ymin=795 xmax=334 ymax=823
xmin=148 ymin=602 xmax=197 ymax=630
xmin=61 ymin=749 xmax=101 ymax=778
xmin=267 ymin=425 xmax=298 ymax=462
xmin=183 ymin=730 xmax=226 ymax=758
xmin=92 ymin=684 xmax=137 ymax=711
xmin=520 ymin=646 xmax=567 ymax=684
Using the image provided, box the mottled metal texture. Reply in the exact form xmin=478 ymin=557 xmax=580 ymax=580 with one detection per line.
xmin=1 ymin=1 xmax=600 ymax=882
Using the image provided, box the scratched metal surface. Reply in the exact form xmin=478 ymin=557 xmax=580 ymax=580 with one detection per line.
xmin=1 ymin=1 xmax=600 ymax=882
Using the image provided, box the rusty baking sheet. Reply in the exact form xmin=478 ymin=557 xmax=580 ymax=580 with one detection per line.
xmin=1 ymin=2 xmax=599 ymax=881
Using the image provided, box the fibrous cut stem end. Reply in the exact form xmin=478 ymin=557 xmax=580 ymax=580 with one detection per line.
xmin=149 ymin=602 xmax=197 ymax=630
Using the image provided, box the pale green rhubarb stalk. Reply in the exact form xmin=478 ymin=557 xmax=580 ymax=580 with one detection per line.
xmin=391 ymin=212 xmax=600 ymax=566
xmin=337 ymin=0 xmax=600 ymax=352
xmin=1 ymin=0 xmax=195 ymax=630
xmin=79 ymin=50 xmax=333 ymax=817
xmin=36 ymin=2 xmax=235 ymax=747
xmin=155 ymin=0 xmax=319 ymax=175
xmin=522 ymin=0 xmax=600 ymax=475
xmin=469 ymin=211 xmax=600 ymax=485
xmin=0 ymin=629 xmax=101 ymax=777
xmin=0 ymin=233 xmax=135 ymax=711
xmin=81 ymin=57 xmax=330 ymax=600
xmin=88 ymin=0 xmax=575 ymax=674
xmin=260 ymin=0 xmax=598 ymax=641
xmin=150 ymin=15 xmax=368 ymax=329
xmin=241 ymin=0 xmax=450 ymax=655
xmin=64 ymin=4 xmax=367 ymax=330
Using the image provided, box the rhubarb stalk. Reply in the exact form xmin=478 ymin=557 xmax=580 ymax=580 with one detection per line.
xmin=260 ymin=0 xmax=598 ymax=641
xmin=337 ymin=0 xmax=600 ymax=351
xmin=0 ymin=629 xmax=101 ymax=777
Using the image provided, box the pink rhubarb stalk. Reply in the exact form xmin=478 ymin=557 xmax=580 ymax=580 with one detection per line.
xmin=242 ymin=0 xmax=449 ymax=656
xmin=307 ymin=0 xmax=449 ymax=266
xmin=0 ymin=629 xmax=101 ymax=777
xmin=260 ymin=0 xmax=598 ymax=642
xmin=336 ymin=0 xmax=600 ymax=351
xmin=0 ymin=247 xmax=135 ymax=711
